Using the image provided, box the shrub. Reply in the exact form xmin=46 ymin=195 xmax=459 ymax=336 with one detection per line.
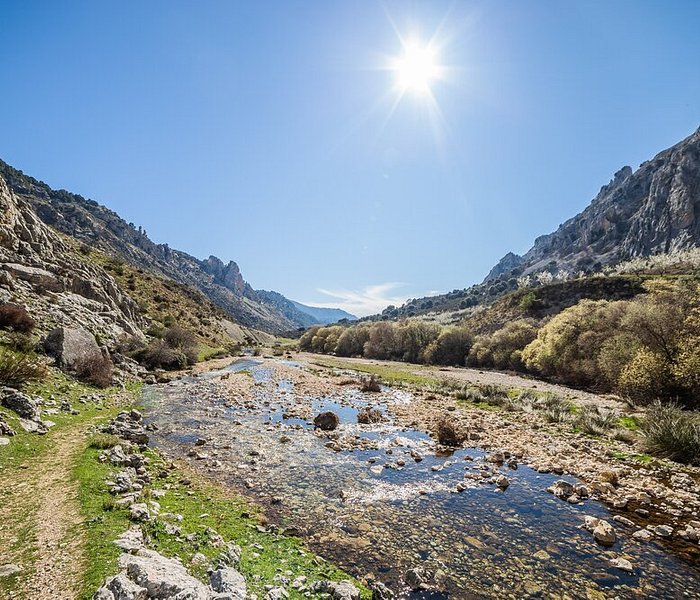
xmin=424 ymin=327 xmax=473 ymax=366
xmin=468 ymin=320 xmax=537 ymax=370
xmin=540 ymin=395 xmax=570 ymax=423
xmin=298 ymin=326 xmax=321 ymax=352
xmin=0 ymin=348 xmax=47 ymax=386
xmin=136 ymin=340 xmax=188 ymax=371
xmin=642 ymin=401 xmax=700 ymax=464
xmin=617 ymin=348 xmax=673 ymax=405
xmin=363 ymin=322 xmax=400 ymax=360
xmin=576 ymin=405 xmax=617 ymax=436
xmin=396 ymin=321 xmax=441 ymax=363
xmin=76 ymin=353 xmax=113 ymax=388
xmin=435 ymin=415 xmax=466 ymax=446
xmin=89 ymin=433 xmax=122 ymax=449
xmin=335 ymin=326 xmax=370 ymax=357
xmin=0 ymin=303 xmax=35 ymax=333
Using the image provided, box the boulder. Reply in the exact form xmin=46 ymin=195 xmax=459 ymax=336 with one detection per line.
xmin=43 ymin=326 xmax=104 ymax=371
xmin=583 ymin=517 xmax=616 ymax=546
xmin=369 ymin=581 xmax=395 ymax=600
xmin=93 ymin=572 xmax=148 ymax=600
xmin=209 ymin=567 xmax=246 ymax=599
xmin=1 ymin=388 xmax=40 ymax=420
xmin=314 ymin=411 xmax=339 ymax=431
xmin=0 ymin=414 xmax=15 ymax=436
xmin=118 ymin=549 xmax=210 ymax=599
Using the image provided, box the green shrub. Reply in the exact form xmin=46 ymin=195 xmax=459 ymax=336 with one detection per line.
xmin=642 ymin=402 xmax=700 ymax=464
xmin=576 ymin=405 xmax=617 ymax=436
xmin=424 ymin=327 xmax=473 ymax=366
xmin=135 ymin=340 xmax=188 ymax=371
xmin=0 ymin=347 xmax=47 ymax=386
xmin=468 ymin=319 xmax=537 ymax=370
xmin=617 ymin=348 xmax=673 ymax=405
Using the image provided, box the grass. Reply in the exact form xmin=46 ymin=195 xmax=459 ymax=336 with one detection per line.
xmin=196 ymin=346 xmax=228 ymax=362
xmin=642 ymin=402 xmax=700 ymax=465
xmin=312 ymin=357 xmax=440 ymax=387
xmin=611 ymin=451 xmax=654 ymax=464
xmin=617 ymin=415 xmax=641 ymax=431
xmin=73 ymin=445 xmax=371 ymax=599
xmin=0 ymin=369 xmax=135 ymax=598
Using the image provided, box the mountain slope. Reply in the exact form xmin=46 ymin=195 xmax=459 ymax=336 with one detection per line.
xmin=0 ymin=160 xmax=313 ymax=334
xmin=486 ymin=126 xmax=700 ymax=281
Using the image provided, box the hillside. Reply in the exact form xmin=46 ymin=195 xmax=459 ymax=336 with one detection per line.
xmin=0 ymin=160 xmax=330 ymax=334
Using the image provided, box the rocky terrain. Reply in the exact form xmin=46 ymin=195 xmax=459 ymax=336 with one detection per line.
xmin=141 ymin=355 xmax=700 ymax=599
xmin=486 ymin=126 xmax=700 ymax=281
xmin=0 ymin=160 xmax=350 ymax=334
xmin=0 ymin=173 xmax=143 ymax=341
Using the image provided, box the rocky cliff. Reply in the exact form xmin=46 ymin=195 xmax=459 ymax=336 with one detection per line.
xmin=0 ymin=174 xmax=144 ymax=340
xmin=0 ymin=161 xmax=312 ymax=333
xmin=485 ymin=126 xmax=700 ymax=281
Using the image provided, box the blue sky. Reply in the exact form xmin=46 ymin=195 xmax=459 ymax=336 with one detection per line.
xmin=1 ymin=1 xmax=699 ymax=316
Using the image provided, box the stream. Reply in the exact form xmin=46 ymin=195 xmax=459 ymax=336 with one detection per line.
xmin=142 ymin=358 xmax=700 ymax=598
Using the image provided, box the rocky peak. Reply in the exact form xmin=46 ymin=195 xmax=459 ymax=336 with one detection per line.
xmin=201 ymin=256 xmax=247 ymax=296
xmin=484 ymin=126 xmax=700 ymax=280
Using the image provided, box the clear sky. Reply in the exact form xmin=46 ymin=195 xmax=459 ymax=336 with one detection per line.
xmin=1 ymin=1 xmax=699 ymax=316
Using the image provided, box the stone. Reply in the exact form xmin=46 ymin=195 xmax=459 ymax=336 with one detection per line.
xmin=119 ymin=549 xmax=210 ymax=599
xmin=654 ymin=524 xmax=673 ymax=537
xmin=547 ymin=480 xmax=575 ymax=499
xmin=495 ymin=475 xmax=510 ymax=489
xmin=311 ymin=580 xmax=361 ymax=600
xmin=404 ymin=568 xmax=426 ymax=591
xmin=314 ymin=411 xmax=340 ymax=431
xmin=96 ymin=572 xmax=148 ymax=600
xmin=370 ymin=581 xmax=395 ymax=600
xmin=533 ymin=549 xmax=550 ymax=561
xmin=209 ymin=567 xmax=246 ymax=598
xmin=114 ymin=526 xmax=144 ymax=553
xmin=216 ymin=542 xmax=242 ymax=567
xmin=1 ymin=388 xmax=40 ymax=420
xmin=632 ymin=529 xmax=652 ymax=541
xmin=0 ymin=437 xmax=8 ymax=446
xmin=264 ymin=587 xmax=289 ymax=600
xmin=43 ymin=326 xmax=105 ymax=371
xmin=0 ymin=414 xmax=15 ymax=436
xmin=593 ymin=521 xmax=617 ymax=547
xmin=0 ymin=563 xmax=21 ymax=577
xmin=610 ymin=557 xmax=634 ymax=574
xmin=129 ymin=503 xmax=150 ymax=522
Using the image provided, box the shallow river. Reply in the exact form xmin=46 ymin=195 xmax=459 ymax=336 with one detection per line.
xmin=142 ymin=359 xmax=700 ymax=599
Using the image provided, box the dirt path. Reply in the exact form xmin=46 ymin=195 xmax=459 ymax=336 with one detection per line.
xmin=0 ymin=426 xmax=88 ymax=600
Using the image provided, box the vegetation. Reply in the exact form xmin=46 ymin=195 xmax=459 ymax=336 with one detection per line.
xmin=642 ymin=401 xmax=700 ymax=464
xmin=303 ymin=277 xmax=700 ymax=407
xmin=0 ymin=302 xmax=35 ymax=333
xmin=0 ymin=346 xmax=48 ymax=387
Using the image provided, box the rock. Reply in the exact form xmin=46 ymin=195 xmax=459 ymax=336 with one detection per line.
xmin=654 ymin=524 xmax=673 ymax=537
xmin=1 ymin=388 xmax=40 ymax=420
xmin=612 ymin=515 xmax=635 ymax=528
xmin=0 ymin=414 xmax=15 ymax=436
xmin=264 ymin=587 xmax=289 ymax=600
xmin=216 ymin=542 xmax=242 ymax=567
xmin=129 ymin=503 xmax=150 ymax=522
xmin=404 ymin=568 xmax=426 ymax=591
xmin=370 ymin=581 xmax=395 ymax=600
xmin=314 ymin=411 xmax=340 ymax=431
xmin=118 ymin=549 xmax=210 ymax=599
xmin=495 ymin=475 xmax=510 ymax=489
xmin=190 ymin=553 xmax=208 ymax=566
xmin=609 ymin=557 xmax=634 ymax=573
xmin=533 ymin=549 xmax=550 ymax=561
xmin=0 ymin=563 xmax=21 ymax=578
xmin=311 ymin=580 xmax=361 ymax=600
xmin=357 ymin=408 xmax=384 ymax=424
xmin=114 ymin=526 xmax=144 ymax=553
xmin=2 ymin=263 xmax=64 ymax=292
xmin=547 ymin=480 xmax=574 ymax=499
xmin=18 ymin=418 xmax=49 ymax=434
xmin=43 ymin=326 xmax=105 ymax=372
xmin=632 ymin=529 xmax=653 ymax=541
xmin=94 ymin=572 xmax=148 ymax=600
xmin=209 ymin=567 xmax=246 ymax=598
xmin=593 ymin=521 xmax=616 ymax=546
xmin=0 ymin=437 xmax=9 ymax=446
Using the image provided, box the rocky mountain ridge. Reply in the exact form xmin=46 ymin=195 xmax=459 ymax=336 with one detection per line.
xmin=0 ymin=160 xmax=338 ymax=333
xmin=485 ymin=126 xmax=700 ymax=281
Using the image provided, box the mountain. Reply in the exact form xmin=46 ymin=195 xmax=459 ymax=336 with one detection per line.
xmin=290 ymin=301 xmax=357 ymax=325
xmin=0 ymin=160 xmax=334 ymax=334
xmin=256 ymin=290 xmax=357 ymax=328
xmin=485 ymin=126 xmax=700 ymax=282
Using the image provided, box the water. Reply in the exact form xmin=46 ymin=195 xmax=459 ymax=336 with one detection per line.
xmin=142 ymin=359 xmax=700 ymax=598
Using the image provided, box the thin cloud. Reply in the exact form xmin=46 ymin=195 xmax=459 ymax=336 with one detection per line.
xmin=308 ymin=283 xmax=410 ymax=317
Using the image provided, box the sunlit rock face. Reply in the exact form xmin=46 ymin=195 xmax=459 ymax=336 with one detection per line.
xmin=485 ymin=127 xmax=700 ymax=281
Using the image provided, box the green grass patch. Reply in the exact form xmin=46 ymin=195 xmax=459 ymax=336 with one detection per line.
xmin=611 ymin=451 xmax=654 ymax=464
xmin=313 ymin=357 xmax=439 ymax=387
xmin=197 ymin=346 xmax=228 ymax=362
xmin=618 ymin=415 xmax=641 ymax=431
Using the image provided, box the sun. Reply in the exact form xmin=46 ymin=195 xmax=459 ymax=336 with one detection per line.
xmin=393 ymin=41 xmax=440 ymax=95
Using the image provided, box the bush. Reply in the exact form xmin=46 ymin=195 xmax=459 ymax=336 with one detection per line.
xmin=424 ymin=327 xmax=473 ymax=366
xmin=0 ymin=303 xmax=35 ymax=333
xmin=540 ymin=395 xmax=570 ymax=423
xmin=468 ymin=320 xmax=537 ymax=370
xmin=76 ymin=353 xmax=113 ymax=388
xmin=435 ymin=415 xmax=467 ymax=446
xmin=0 ymin=348 xmax=47 ymax=386
xmin=335 ymin=326 xmax=370 ymax=357
xmin=576 ymin=405 xmax=617 ymax=436
xmin=136 ymin=340 xmax=188 ymax=371
xmin=642 ymin=402 xmax=700 ymax=464
xmin=617 ymin=348 xmax=673 ymax=405
xmin=89 ymin=433 xmax=122 ymax=449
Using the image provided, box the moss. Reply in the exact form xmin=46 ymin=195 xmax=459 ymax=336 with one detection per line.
xmin=617 ymin=415 xmax=641 ymax=431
